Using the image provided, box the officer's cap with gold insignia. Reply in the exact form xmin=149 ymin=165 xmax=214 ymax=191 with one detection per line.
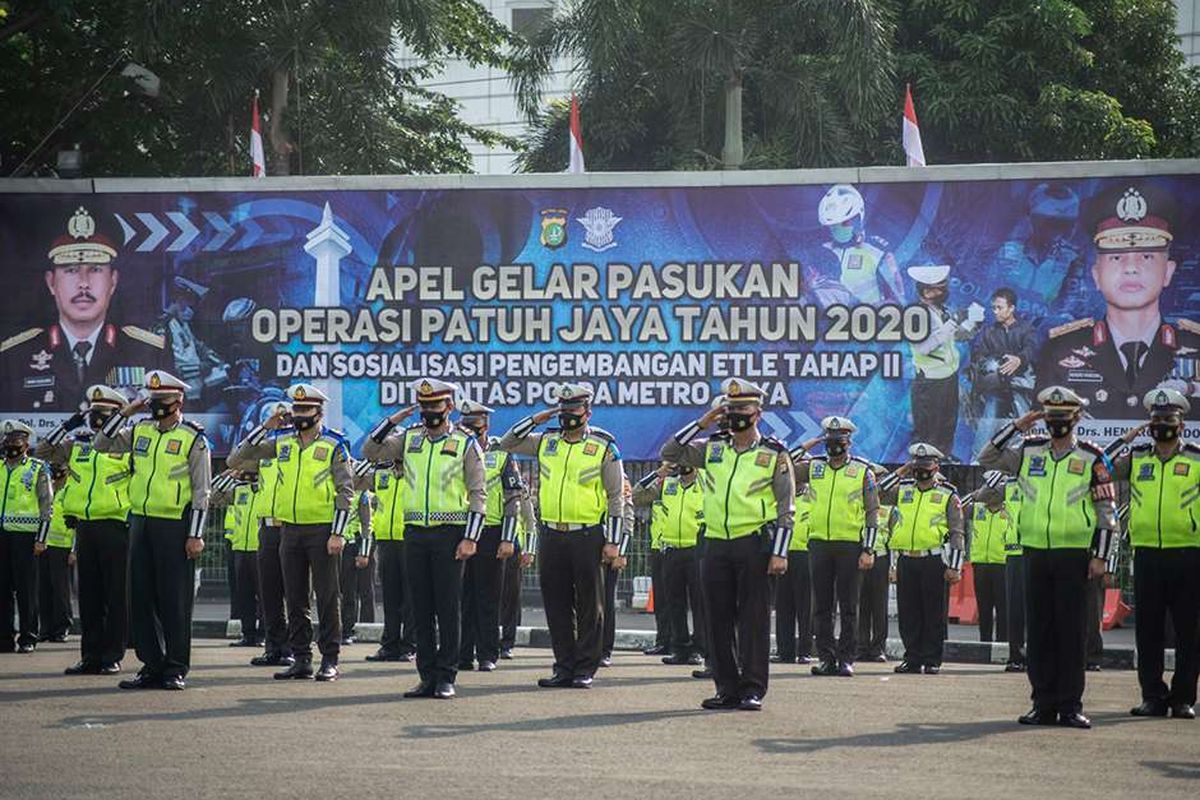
xmin=1037 ymin=385 xmax=1087 ymax=414
xmin=553 ymin=383 xmax=593 ymax=409
xmin=1094 ymin=186 xmax=1172 ymax=252
xmin=411 ymin=378 xmax=457 ymax=405
xmin=47 ymin=207 xmax=118 ymax=267
xmin=458 ymin=399 xmax=495 ymax=417
xmin=1143 ymin=385 xmax=1190 ymax=414
xmin=286 ymin=383 xmax=329 ymax=408
xmin=145 ymin=370 xmax=189 ymax=397
xmin=906 ymin=264 xmax=951 ymax=287
xmin=908 ymin=442 xmax=945 ymax=462
xmin=820 ymin=415 xmax=858 ymax=435
xmin=1 ymin=419 xmax=34 ymax=438
xmin=85 ymin=384 xmax=126 ymax=408
xmin=720 ymin=377 xmax=765 ymax=407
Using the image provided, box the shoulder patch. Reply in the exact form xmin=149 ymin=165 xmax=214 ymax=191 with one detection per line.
xmin=1022 ymin=435 xmax=1051 ymax=448
xmin=182 ymin=419 xmax=206 ymax=433
xmin=0 ymin=327 xmax=42 ymax=352
xmin=587 ymin=426 xmax=616 ymax=443
xmin=760 ymin=436 xmax=786 ymax=453
xmin=121 ymin=325 xmax=165 ymax=349
xmin=1049 ymin=318 xmax=1093 ymax=338
xmin=1177 ymin=318 xmax=1200 ymax=335
xmin=1076 ymin=439 xmax=1104 ymax=457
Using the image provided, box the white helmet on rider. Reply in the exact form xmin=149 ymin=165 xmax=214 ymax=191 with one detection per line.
xmin=817 ymin=184 xmax=865 ymax=227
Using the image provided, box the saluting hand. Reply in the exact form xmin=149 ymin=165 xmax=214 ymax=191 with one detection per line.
xmin=767 ymin=555 xmax=788 ymax=576
xmin=456 ymin=539 xmax=477 ymax=561
xmin=121 ymin=397 xmax=149 ymax=418
xmin=1013 ymin=410 xmax=1044 ymax=433
xmin=530 ymin=406 xmax=560 ymax=426
xmin=698 ymin=406 xmax=725 ymax=430
xmin=388 ymin=404 xmax=418 ymax=425
xmin=1122 ymin=422 xmax=1149 ymax=445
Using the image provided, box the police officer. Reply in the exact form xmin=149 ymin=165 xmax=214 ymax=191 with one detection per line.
xmin=1 ymin=421 xmax=52 ymax=653
xmin=791 ymin=416 xmax=879 ymax=677
xmin=0 ymin=207 xmax=169 ymax=411
xmin=774 ymin=453 xmax=814 ymax=665
xmin=499 ymin=489 xmax=537 ymax=660
xmin=967 ymin=473 xmax=1013 ymax=644
xmin=817 ymin=184 xmax=906 ymax=305
xmin=1106 ymin=386 xmax=1198 ymax=719
xmin=94 ymin=370 xmax=211 ymax=689
xmin=600 ymin=476 xmax=635 ymax=667
xmin=210 ymin=468 xmax=265 ymax=647
xmin=37 ymin=385 xmax=131 ymax=673
xmin=979 ymin=385 xmax=1119 ymax=727
xmin=879 ymin=444 xmax=965 ymax=673
xmin=363 ymin=458 xmax=416 ymax=663
xmin=36 ymin=465 xmax=75 ymax=642
xmin=228 ymin=383 xmax=353 ymax=682
xmin=1002 ymin=476 xmax=1027 ymax=671
xmin=498 ymin=383 xmax=624 ymax=689
xmin=339 ymin=478 xmax=375 ymax=646
xmin=856 ymin=470 xmax=891 ymax=662
xmin=248 ymin=429 xmax=291 ymax=668
xmin=456 ymin=399 xmax=520 ymax=673
xmin=662 ymin=378 xmax=793 ymax=711
xmin=634 ymin=460 xmax=707 ymax=666
xmin=363 ymin=379 xmax=486 ymax=699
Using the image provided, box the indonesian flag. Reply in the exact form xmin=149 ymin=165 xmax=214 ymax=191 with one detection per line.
xmin=903 ymin=83 xmax=926 ymax=167
xmin=250 ymin=90 xmax=266 ymax=178
xmin=568 ymin=93 xmax=585 ymax=174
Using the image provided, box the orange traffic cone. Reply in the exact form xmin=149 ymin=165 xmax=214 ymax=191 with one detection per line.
xmin=645 ymin=585 xmax=655 ymax=614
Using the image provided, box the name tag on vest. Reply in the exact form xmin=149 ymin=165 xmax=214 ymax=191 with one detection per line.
xmin=165 ymin=439 xmax=182 ymax=455
xmin=1174 ymin=462 xmax=1190 ymax=476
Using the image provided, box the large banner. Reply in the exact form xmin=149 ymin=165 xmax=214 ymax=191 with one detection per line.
xmin=1 ymin=173 xmax=1197 ymax=461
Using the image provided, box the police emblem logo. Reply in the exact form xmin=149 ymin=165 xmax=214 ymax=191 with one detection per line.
xmin=29 ymin=350 xmax=52 ymax=372
xmin=75 ymin=444 xmax=91 ymax=459
xmin=811 ymin=462 xmax=825 ymax=478
xmin=313 ymin=445 xmax=330 ymax=461
xmin=294 ymin=385 xmax=307 ymax=400
xmin=1028 ymin=455 xmax=1046 ymax=477
xmin=68 ymin=206 xmax=96 ymax=239
xmin=540 ymin=208 xmax=568 ymax=249
xmin=418 ymin=380 xmax=433 ymax=396
xmin=133 ymin=436 xmax=151 ymax=454
xmin=165 ymin=439 xmax=182 ymax=455
xmin=408 ymin=435 xmax=424 ymax=452
xmin=727 ymin=380 xmax=741 ymax=395
xmin=708 ymin=443 xmax=724 ymax=462
xmin=545 ymin=437 xmax=559 ymax=455
xmin=577 ymin=206 xmax=622 ymax=252
xmin=237 ymin=493 xmax=249 ymax=505
xmin=846 ymin=465 xmax=859 ymax=478
xmin=931 ymin=492 xmax=944 ymax=503
xmin=92 ymin=387 xmax=104 ymax=401
xmin=378 ymin=474 xmax=390 ymax=489
xmin=755 ymin=451 xmax=772 ymax=468
xmin=976 ymin=506 xmax=987 ymax=520
xmin=1137 ymin=463 xmax=1156 ymax=481
xmin=278 ymin=444 xmax=291 ymax=462
xmin=149 ymin=373 xmax=162 ymax=389
xmin=1173 ymin=462 xmax=1190 ymax=476
xmin=901 ymin=489 xmax=915 ymax=503
xmin=665 ymin=482 xmax=679 ymax=496
xmin=1116 ymin=187 xmax=1147 ymax=222
xmin=583 ymin=442 xmax=599 ymax=457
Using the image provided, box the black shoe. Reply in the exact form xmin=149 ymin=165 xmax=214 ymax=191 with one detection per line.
xmin=65 ymin=661 xmax=102 ymax=676
xmin=643 ymin=644 xmax=669 ymax=656
xmin=769 ymin=654 xmax=793 ymax=664
xmin=1017 ymin=708 xmax=1057 ymax=726
xmin=1004 ymin=661 xmax=1026 ymax=673
xmin=340 ymin=636 xmax=356 ymax=646
xmin=691 ymin=668 xmax=713 ymax=680
xmin=599 ymin=654 xmax=612 ymax=668
xmin=923 ymin=664 xmax=941 ymax=675
xmin=894 ymin=661 xmax=921 ymax=674
xmin=571 ymin=675 xmax=594 ymax=689
xmin=457 ymin=661 xmax=475 ymax=671
xmin=251 ymin=652 xmax=294 ymax=667
xmin=797 ymin=655 xmax=814 ymax=665
xmin=16 ymin=643 xmax=35 ymax=654
xmin=274 ymin=661 xmax=314 ymax=680
xmin=365 ymin=650 xmax=402 ymax=662
xmin=403 ymin=681 xmax=436 ymax=698
xmin=100 ymin=662 xmax=121 ymax=675
xmin=537 ymin=672 xmax=574 ymax=689
xmin=434 ymin=681 xmax=456 ymax=699
xmin=41 ymin=633 xmax=68 ymax=643
xmin=118 ymin=672 xmax=160 ymax=690
xmin=738 ymin=694 xmax=763 ymax=711
xmin=686 ymin=652 xmax=704 ymax=665
xmin=397 ymin=651 xmax=415 ymax=662
xmin=315 ymin=659 xmax=339 ymax=682
xmin=160 ymin=675 xmax=186 ymax=691
xmin=229 ymin=638 xmax=258 ymax=648
xmin=500 ymin=648 xmax=514 ymax=660
xmin=837 ymin=662 xmax=855 ymax=677
xmin=811 ymin=661 xmax=839 ymax=676
xmin=701 ymin=694 xmax=741 ymax=710
xmin=869 ymin=653 xmax=888 ymax=663
xmin=1058 ymin=711 xmax=1092 ymax=729
xmin=1086 ymin=662 xmax=1102 ymax=672
xmin=662 ymin=654 xmax=692 ymax=665
xmin=1130 ymin=700 xmax=1169 ymax=717
xmin=477 ymin=660 xmax=496 ymax=672
xmin=1170 ymin=704 xmax=1196 ymax=719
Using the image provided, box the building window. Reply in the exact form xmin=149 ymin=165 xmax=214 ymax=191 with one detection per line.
xmin=511 ymin=6 xmax=552 ymax=38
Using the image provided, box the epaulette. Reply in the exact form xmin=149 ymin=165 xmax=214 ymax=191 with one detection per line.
xmin=1076 ymin=439 xmax=1105 ymax=457
xmin=0 ymin=327 xmax=42 ymax=352
xmin=760 ymin=436 xmax=786 ymax=452
xmin=587 ymin=427 xmax=616 ymax=443
xmin=182 ymin=419 xmax=205 ymax=433
xmin=1182 ymin=442 xmax=1200 ymax=457
xmin=1022 ymin=435 xmax=1050 ymax=447
xmin=848 ymin=455 xmax=872 ymax=467
xmin=938 ymin=481 xmax=959 ymax=494
xmin=122 ymin=325 xmax=165 ymax=349
xmin=1130 ymin=443 xmax=1154 ymax=455
xmin=323 ymin=428 xmax=349 ymax=446
xmin=867 ymin=234 xmax=890 ymax=250
xmin=1049 ymin=318 xmax=1092 ymax=338
xmin=1177 ymin=318 xmax=1200 ymax=335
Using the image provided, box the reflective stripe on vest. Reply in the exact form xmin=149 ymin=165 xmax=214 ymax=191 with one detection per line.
xmin=1003 ymin=483 xmax=1023 ymax=555
xmin=1128 ymin=449 xmax=1199 ymax=549
xmin=129 ymin=421 xmax=198 ymax=520
xmin=971 ymin=505 xmax=1011 ymax=564
xmin=61 ymin=441 xmax=130 ymax=521
xmin=1016 ymin=444 xmax=1098 ymax=549
xmin=222 ymin=484 xmax=260 ymax=551
xmin=256 ymin=458 xmax=280 ymax=521
xmin=807 ymin=458 xmax=867 ymax=542
xmin=537 ymin=433 xmax=608 ymax=525
xmin=372 ymin=470 xmax=405 ymax=541
xmin=891 ymin=484 xmax=951 ymax=551
xmin=403 ymin=430 xmax=471 ymax=527
xmin=46 ymin=490 xmax=74 ymax=549
xmin=274 ymin=430 xmax=345 ymax=525
xmin=1 ymin=457 xmax=45 ymax=532
xmin=700 ymin=439 xmax=778 ymax=540
xmin=910 ymin=307 xmax=961 ymax=379
xmin=651 ymin=477 xmax=704 ymax=548
xmin=483 ymin=449 xmax=509 ymax=526
xmin=791 ymin=489 xmax=814 ymax=552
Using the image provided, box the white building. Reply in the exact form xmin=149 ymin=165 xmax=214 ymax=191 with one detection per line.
xmin=1178 ymin=0 xmax=1200 ymax=64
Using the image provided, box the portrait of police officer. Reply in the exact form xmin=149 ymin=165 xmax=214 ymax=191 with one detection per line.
xmin=228 ymin=383 xmax=354 ymax=682
xmin=1037 ymin=185 xmax=1200 ymax=418
xmin=497 ymin=383 xmax=625 ymax=690
xmin=1104 ymin=386 xmax=1199 ymax=719
xmin=1 ymin=420 xmax=53 ymax=653
xmin=0 ymin=207 xmax=168 ymax=412
xmin=94 ymin=370 xmax=211 ymax=690
xmin=37 ymin=384 xmax=133 ymax=674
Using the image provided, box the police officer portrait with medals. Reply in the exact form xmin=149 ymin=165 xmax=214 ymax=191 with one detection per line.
xmin=94 ymin=370 xmax=210 ymax=690
xmin=363 ymin=378 xmax=486 ymax=700
xmin=497 ymin=383 xmax=625 ymax=690
xmin=662 ymin=378 xmax=794 ymax=711
xmin=979 ymin=385 xmax=1119 ymax=728
xmin=228 ymin=383 xmax=354 ymax=683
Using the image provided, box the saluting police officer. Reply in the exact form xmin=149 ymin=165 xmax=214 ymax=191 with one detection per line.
xmin=980 ymin=385 xmax=1119 ymax=728
xmin=499 ymin=489 xmax=537 ymax=659
xmin=228 ymin=383 xmax=354 ymax=682
xmin=878 ymin=444 xmax=965 ymax=674
xmin=966 ymin=472 xmax=1014 ymax=644
xmin=792 ymin=416 xmax=880 ymax=677
xmin=37 ymin=385 xmax=132 ymax=673
xmin=456 ymin=399 xmax=520 ymax=673
xmin=662 ymin=378 xmax=793 ymax=711
xmin=248 ymin=425 xmax=291 ymax=668
xmin=1105 ymin=386 xmax=1199 ymax=719
xmin=36 ymin=465 xmax=75 ymax=643
xmin=363 ymin=379 xmax=486 ymax=700
xmin=363 ymin=457 xmax=416 ymax=663
xmin=1 ymin=420 xmax=53 ymax=653
xmin=94 ymin=370 xmax=210 ymax=689
xmin=497 ymin=383 xmax=625 ymax=689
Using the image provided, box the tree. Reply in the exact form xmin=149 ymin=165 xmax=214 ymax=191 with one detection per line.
xmin=0 ymin=0 xmax=521 ymax=177
xmin=512 ymin=0 xmax=896 ymax=172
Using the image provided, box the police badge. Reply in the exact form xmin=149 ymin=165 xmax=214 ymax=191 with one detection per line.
xmin=540 ymin=209 xmax=568 ymax=249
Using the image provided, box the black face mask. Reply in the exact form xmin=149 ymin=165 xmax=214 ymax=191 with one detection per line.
xmin=1149 ymin=422 xmax=1180 ymax=442
xmin=149 ymin=398 xmax=178 ymax=419
xmin=460 ymin=421 xmax=485 ymax=438
xmin=421 ymin=410 xmax=446 ymax=429
xmin=558 ymin=411 xmax=585 ymax=430
xmin=716 ymin=417 xmax=731 ymax=433
xmin=677 ymin=465 xmax=694 ymax=477
xmin=292 ymin=414 xmax=319 ymax=432
xmin=825 ymin=439 xmax=849 ymax=457
xmin=1046 ymin=418 xmax=1074 ymax=438
xmin=88 ymin=410 xmax=112 ymax=429
xmin=3 ymin=445 xmax=24 ymax=459
xmin=913 ymin=467 xmax=936 ymax=482
xmin=726 ymin=411 xmax=755 ymax=432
